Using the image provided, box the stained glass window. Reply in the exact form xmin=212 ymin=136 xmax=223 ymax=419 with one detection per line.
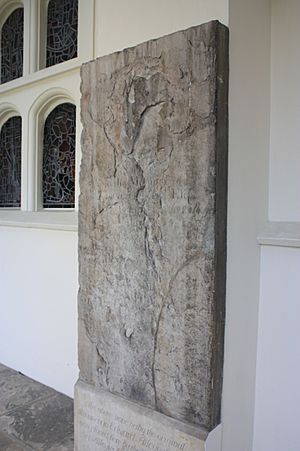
xmin=43 ymin=103 xmax=76 ymax=208
xmin=46 ymin=0 xmax=78 ymax=68
xmin=1 ymin=8 xmax=24 ymax=84
xmin=0 ymin=116 xmax=22 ymax=208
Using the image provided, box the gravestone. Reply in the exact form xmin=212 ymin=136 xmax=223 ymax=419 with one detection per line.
xmin=76 ymin=20 xmax=228 ymax=450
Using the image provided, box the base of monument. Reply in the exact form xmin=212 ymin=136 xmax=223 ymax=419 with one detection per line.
xmin=75 ymin=381 xmax=207 ymax=451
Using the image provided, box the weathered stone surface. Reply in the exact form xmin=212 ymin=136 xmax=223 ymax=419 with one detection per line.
xmin=0 ymin=364 xmax=74 ymax=450
xmin=0 ymin=430 xmax=32 ymax=451
xmin=75 ymin=381 xmax=206 ymax=451
xmin=0 ymin=393 xmax=74 ymax=450
xmin=0 ymin=368 xmax=56 ymax=416
xmin=79 ymin=20 xmax=228 ymax=433
xmin=0 ymin=363 xmax=13 ymax=373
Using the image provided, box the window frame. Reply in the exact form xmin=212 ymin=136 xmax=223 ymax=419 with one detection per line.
xmin=43 ymin=0 xmax=79 ymax=70
xmin=28 ymin=87 xmax=80 ymax=213
xmin=0 ymin=4 xmax=24 ymax=84
xmin=39 ymin=97 xmax=77 ymax=211
xmin=0 ymin=108 xmax=22 ymax=209
xmin=0 ymin=0 xmax=94 ymax=229
xmin=0 ymin=1 xmax=24 ymax=37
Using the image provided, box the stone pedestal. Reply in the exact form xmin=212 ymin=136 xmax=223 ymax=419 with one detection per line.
xmin=76 ymin=20 xmax=228 ymax=450
xmin=75 ymin=381 xmax=206 ymax=451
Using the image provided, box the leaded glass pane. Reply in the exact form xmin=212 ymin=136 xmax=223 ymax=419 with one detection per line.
xmin=0 ymin=117 xmax=22 ymax=208
xmin=1 ymin=8 xmax=24 ymax=84
xmin=43 ymin=103 xmax=76 ymax=208
xmin=46 ymin=0 xmax=78 ymax=68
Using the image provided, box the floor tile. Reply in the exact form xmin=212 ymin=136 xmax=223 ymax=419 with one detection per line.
xmin=0 ymin=429 xmax=33 ymax=450
xmin=0 ymin=371 xmax=56 ymax=416
xmin=0 ymin=364 xmax=74 ymax=451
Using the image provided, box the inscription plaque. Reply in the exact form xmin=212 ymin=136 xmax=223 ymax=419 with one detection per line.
xmin=75 ymin=382 xmax=206 ymax=451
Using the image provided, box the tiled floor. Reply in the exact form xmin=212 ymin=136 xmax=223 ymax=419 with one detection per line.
xmin=0 ymin=363 xmax=74 ymax=450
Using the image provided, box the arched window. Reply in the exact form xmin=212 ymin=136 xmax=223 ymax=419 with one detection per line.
xmin=43 ymin=103 xmax=76 ymax=208
xmin=1 ymin=8 xmax=24 ymax=84
xmin=46 ymin=0 xmax=78 ymax=68
xmin=0 ymin=116 xmax=22 ymax=207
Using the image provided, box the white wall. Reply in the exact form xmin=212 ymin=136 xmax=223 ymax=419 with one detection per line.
xmin=0 ymin=227 xmax=78 ymax=397
xmin=253 ymin=245 xmax=300 ymax=451
xmin=94 ymin=0 xmax=228 ymax=57
xmin=251 ymin=1 xmax=300 ymax=450
xmin=222 ymin=1 xmax=271 ymax=450
xmin=269 ymin=0 xmax=300 ymax=221
xmin=0 ymin=71 xmax=81 ymax=398
xmin=0 ymin=0 xmax=91 ymax=398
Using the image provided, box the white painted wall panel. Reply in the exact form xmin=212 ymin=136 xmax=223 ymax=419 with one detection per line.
xmin=0 ymin=227 xmax=78 ymax=397
xmin=222 ymin=1 xmax=271 ymax=450
xmin=269 ymin=0 xmax=300 ymax=221
xmin=94 ymin=0 xmax=228 ymax=58
xmin=253 ymin=245 xmax=300 ymax=451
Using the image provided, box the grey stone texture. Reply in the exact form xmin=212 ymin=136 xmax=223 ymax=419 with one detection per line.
xmin=79 ymin=20 xmax=228 ymax=432
xmin=0 ymin=364 xmax=74 ymax=450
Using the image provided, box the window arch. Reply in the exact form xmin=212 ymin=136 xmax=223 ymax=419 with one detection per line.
xmin=46 ymin=0 xmax=78 ymax=68
xmin=1 ymin=7 xmax=24 ymax=84
xmin=42 ymin=102 xmax=76 ymax=208
xmin=0 ymin=115 xmax=22 ymax=207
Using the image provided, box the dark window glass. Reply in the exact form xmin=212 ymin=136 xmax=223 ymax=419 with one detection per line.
xmin=0 ymin=116 xmax=22 ymax=208
xmin=46 ymin=0 xmax=78 ymax=68
xmin=43 ymin=103 xmax=76 ymax=208
xmin=1 ymin=8 xmax=24 ymax=84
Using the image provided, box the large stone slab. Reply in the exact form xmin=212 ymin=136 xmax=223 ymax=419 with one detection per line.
xmin=78 ymin=18 xmax=228 ymax=440
xmin=75 ymin=381 xmax=206 ymax=451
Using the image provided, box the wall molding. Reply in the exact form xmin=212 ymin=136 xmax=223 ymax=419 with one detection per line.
xmin=257 ymin=221 xmax=300 ymax=248
xmin=0 ymin=210 xmax=78 ymax=231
